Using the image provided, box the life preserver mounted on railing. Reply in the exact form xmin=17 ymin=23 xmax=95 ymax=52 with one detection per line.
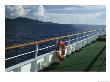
xmin=55 ymin=41 xmax=66 ymax=61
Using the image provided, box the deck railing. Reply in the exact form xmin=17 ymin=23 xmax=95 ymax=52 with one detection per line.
xmin=5 ymin=28 xmax=105 ymax=69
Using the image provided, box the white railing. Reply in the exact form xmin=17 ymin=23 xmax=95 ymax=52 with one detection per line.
xmin=5 ymin=28 xmax=105 ymax=72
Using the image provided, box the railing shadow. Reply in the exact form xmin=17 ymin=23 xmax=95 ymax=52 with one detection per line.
xmin=98 ymin=57 xmax=106 ymax=71
xmin=84 ymin=45 xmax=106 ymax=71
xmin=96 ymin=36 xmax=106 ymax=42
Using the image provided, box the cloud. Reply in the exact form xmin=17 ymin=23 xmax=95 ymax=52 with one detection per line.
xmin=36 ymin=5 xmax=45 ymax=17
xmin=5 ymin=5 xmax=46 ymax=21
xmin=64 ymin=5 xmax=105 ymax=11
xmin=34 ymin=5 xmax=46 ymax=21
xmin=45 ymin=11 xmax=106 ymax=25
xmin=47 ymin=5 xmax=105 ymax=14
xmin=14 ymin=6 xmax=26 ymax=17
xmin=44 ymin=5 xmax=106 ymax=25
xmin=5 ymin=5 xmax=106 ymax=25
xmin=5 ymin=5 xmax=27 ymax=18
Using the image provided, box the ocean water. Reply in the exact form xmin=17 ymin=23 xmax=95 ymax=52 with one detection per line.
xmin=5 ymin=22 xmax=105 ymax=67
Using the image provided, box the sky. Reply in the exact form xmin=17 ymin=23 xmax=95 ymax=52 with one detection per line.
xmin=5 ymin=5 xmax=106 ymax=25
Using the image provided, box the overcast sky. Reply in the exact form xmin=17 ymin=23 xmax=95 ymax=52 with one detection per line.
xmin=5 ymin=5 xmax=106 ymax=25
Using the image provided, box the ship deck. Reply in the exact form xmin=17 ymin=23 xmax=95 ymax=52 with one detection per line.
xmin=41 ymin=36 xmax=106 ymax=72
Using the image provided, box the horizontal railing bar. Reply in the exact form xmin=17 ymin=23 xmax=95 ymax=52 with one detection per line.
xmin=79 ymin=37 xmax=82 ymax=39
xmin=39 ymin=45 xmax=55 ymax=51
xmin=5 ymin=29 xmax=99 ymax=50
xmin=5 ymin=50 xmax=36 ymax=61
xmin=70 ymin=39 xmax=76 ymax=41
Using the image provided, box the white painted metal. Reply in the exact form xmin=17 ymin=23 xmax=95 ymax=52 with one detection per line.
xmin=5 ymin=50 xmax=36 ymax=61
xmin=5 ymin=29 xmax=105 ymax=72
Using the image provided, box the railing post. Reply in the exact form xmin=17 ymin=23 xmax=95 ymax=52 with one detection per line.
xmin=68 ymin=36 xmax=71 ymax=45
xmin=92 ymin=31 xmax=94 ymax=36
xmin=97 ymin=29 xmax=99 ymax=38
xmin=93 ymin=30 xmax=95 ymax=37
xmin=99 ymin=29 xmax=101 ymax=37
xmin=89 ymin=31 xmax=91 ymax=37
xmin=56 ymin=39 xmax=59 ymax=44
xmin=95 ymin=30 xmax=96 ymax=35
xmin=83 ymin=32 xmax=85 ymax=40
xmin=87 ymin=32 xmax=89 ymax=37
xmin=91 ymin=31 xmax=92 ymax=37
xmin=98 ymin=29 xmax=99 ymax=36
xmin=90 ymin=31 xmax=92 ymax=37
xmin=100 ymin=29 xmax=103 ymax=36
xmin=93 ymin=30 xmax=95 ymax=36
xmin=76 ymin=33 xmax=79 ymax=42
xmin=35 ymin=44 xmax=39 ymax=58
xmin=57 ymin=39 xmax=59 ymax=43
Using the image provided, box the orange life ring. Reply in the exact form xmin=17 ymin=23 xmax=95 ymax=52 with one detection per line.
xmin=56 ymin=41 xmax=66 ymax=61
